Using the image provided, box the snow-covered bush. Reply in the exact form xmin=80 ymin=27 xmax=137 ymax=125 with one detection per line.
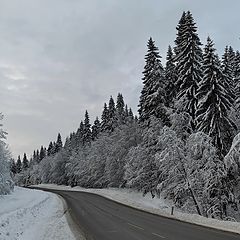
xmin=124 ymin=145 xmax=158 ymax=196
xmin=105 ymin=122 xmax=142 ymax=187
xmin=224 ymin=133 xmax=240 ymax=219
xmin=185 ymin=132 xmax=228 ymax=219
xmin=0 ymin=143 xmax=13 ymax=194
xmin=124 ymin=117 xmax=163 ymax=197
xmin=0 ymin=114 xmax=13 ymax=194
xmin=155 ymin=127 xmax=186 ymax=205
xmin=225 ymin=132 xmax=240 ymax=179
xmin=154 ymin=128 xmax=229 ymax=219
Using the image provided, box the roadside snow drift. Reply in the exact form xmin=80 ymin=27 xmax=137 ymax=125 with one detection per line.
xmin=35 ymin=184 xmax=240 ymax=236
xmin=0 ymin=187 xmax=76 ymax=240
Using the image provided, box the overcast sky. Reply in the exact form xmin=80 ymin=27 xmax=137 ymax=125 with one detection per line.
xmin=0 ymin=0 xmax=239 ymax=158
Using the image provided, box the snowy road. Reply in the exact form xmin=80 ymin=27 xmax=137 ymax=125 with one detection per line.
xmin=34 ymin=188 xmax=240 ymax=240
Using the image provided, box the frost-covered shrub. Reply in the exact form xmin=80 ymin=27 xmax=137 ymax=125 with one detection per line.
xmin=154 ymin=129 xmax=229 ymax=218
xmin=224 ymin=133 xmax=240 ymax=220
xmin=170 ymin=110 xmax=191 ymax=140
xmin=0 ymin=142 xmax=13 ymax=194
xmin=124 ymin=146 xmax=151 ymax=191
xmin=0 ymin=113 xmax=13 ymax=194
xmin=185 ymin=132 xmax=228 ymax=218
xmin=225 ymin=132 xmax=240 ymax=179
xmin=155 ymin=127 xmax=186 ymax=205
xmin=124 ymin=118 xmax=162 ymax=197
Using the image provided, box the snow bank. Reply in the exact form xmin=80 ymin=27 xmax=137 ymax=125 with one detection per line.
xmin=35 ymin=184 xmax=240 ymax=235
xmin=0 ymin=187 xmax=76 ymax=240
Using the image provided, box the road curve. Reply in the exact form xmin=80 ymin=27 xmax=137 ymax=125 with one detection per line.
xmin=31 ymin=188 xmax=240 ymax=240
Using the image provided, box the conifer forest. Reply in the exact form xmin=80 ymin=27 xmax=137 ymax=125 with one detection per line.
xmin=6 ymin=11 xmax=240 ymax=221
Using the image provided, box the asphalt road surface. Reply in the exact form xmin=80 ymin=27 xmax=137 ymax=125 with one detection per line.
xmin=32 ymin=188 xmax=240 ymax=240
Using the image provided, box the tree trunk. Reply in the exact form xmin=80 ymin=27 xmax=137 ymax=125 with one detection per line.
xmin=188 ymin=183 xmax=202 ymax=216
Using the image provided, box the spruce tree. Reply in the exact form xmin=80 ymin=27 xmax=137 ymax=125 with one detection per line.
xmin=125 ymin=104 xmax=129 ymax=118
xmin=134 ymin=115 xmax=138 ymax=122
xmin=116 ymin=93 xmax=125 ymax=124
xmin=228 ymin=46 xmax=236 ymax=78
xmin=222 ymin=46 xmax=235 ymax=99
xmin=33 ymin=150 xmax=36 ymax=162
xmin=235 ymin=51 xmax=240 ymax=75
xmin=128 ymin=108 xmax=134 ymax=122
xmin=55 ymin=133 xmax=63 ymax=152
xmin=29 ymin=157 xmax=33 ymax=168
xmin=22 ymin=153 xmax=29 ymax=169
xmin=64 ymin=136 xmax=71 ymax=152
xmin=39 ymin=146 xmax=46 ymax=161
xmin=174 ymin=11 xmax=187 ymax=57
xmin=83 ymin=110 xmax=92 ymax=146
xmin=47 ymin=142 xmax=53 ymax=156
xmin=165 ymin=45 xmax=176 ymax=107
xmin=101 ymin=103 xmax=109 ymax=132
xmin=196 ymin=37 xmax=236 ymax=156
xmin=76 ymin=121 xmax=84 ymax=147
xmin=92 ymin=117 xmax=101 ymax=140
xmin=228 ymin=46 xmax=235 ymax=59
xmin=16 ymin=155 xmax=22 ymax=173
xmin=235 ymin=52 xmax=240 ymax=107
xmin=68 ymin=132 xmax=76 ymax=150
xmin=138 ymin=37 xmax=167 ymax=124
xmin=36 ymin=149 xmax=40 ymax=162
xmin=234 ymin=51 xmax=240 ymax=101
xmin=174 ymin=11 xmax=203 ymax=130
xmin=107 ymin=96 xmax=117 ymax=132
xmin=10 ymin=158 xmax=17 ymax=175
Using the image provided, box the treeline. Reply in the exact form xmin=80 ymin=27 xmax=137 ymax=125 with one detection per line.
xmin=13 ymin=11 xmax=240 ymax=220
xmin=11 ymin=134 xmax=63 ymax=174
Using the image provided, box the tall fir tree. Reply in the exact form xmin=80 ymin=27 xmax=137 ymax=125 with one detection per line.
xmin=174 ymin=11 xmax=187 ymax=57
xmin=76 ymin=121 xmax=84 ymax=147
xmin=228 ymin=46 xmax=236 ymax=79
xmin=196 ymin=37 xmax=236 ymax=156
xmin=234 ymin=51 xmax=240 ymax=99
xmin=116 ymin=93 xmax=126 ymax=124
xmin=138 ymin=37 xmax=168 ymax=124
xmin=222 ymin=46 xmax=235 ymax=99
xmin=16 ymin=155 xmax=22 ymax=173
xmin=165 ymin=45 xmax=176 ymax=107
xmin=83 ymin=110 xmax=92 ymax=146
xmin=68 ymin=132 xmax=76 ymax=150
xmin=101 ymin=103 xmax=109 ymax=132
xmin=235 ymin=51 xmax=240 ymax=76
xmin=92 ymin=117 xmax=101 ymax=140
xmin=22 ymin=153 xmax=29 ymax=169
xmin=33 ymin=150 xmax=36 ymax=162
xmin=55 ymin=133 xmax=63 ymax=152
xmin=107 ymin=96 xmax=117 ymax=132
xmin=64 ymin=136 xmax=71 ymax=152
xmin=39 ymin=146 xmax=46 ymax=161
xmin=128 ymin=108 xmax=134 ymax=122
xmin=10 ymin=158 xmax=17 ymax=175
xmin=36 ymin=149 xmax=40 ymax=162
xmin=47 ymin=142 xmax=53 ymax=156
xmin=28 ymin=157 xmax=33 ymax=168
xmin=235 ymin=51 xmax=240 ymax=107
xmin=174 ymin=11 xmax=203 ymax=130
xmin=125 ymin=104 xmax=129 ymax=118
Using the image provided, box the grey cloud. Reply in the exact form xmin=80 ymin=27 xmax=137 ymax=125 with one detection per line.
xmin=0 ymin=0 xmax=239 ymax=157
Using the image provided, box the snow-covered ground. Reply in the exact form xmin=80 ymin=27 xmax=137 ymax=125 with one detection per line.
xmin=0 ymin=187 xmax=77 ymax=240
xmin=35 ymin=184 xmax=240 ymax=235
